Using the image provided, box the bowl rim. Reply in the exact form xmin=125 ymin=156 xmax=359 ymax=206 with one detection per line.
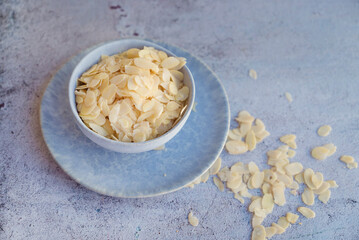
xmin=68 ymin=39 xmax=195 ymax=146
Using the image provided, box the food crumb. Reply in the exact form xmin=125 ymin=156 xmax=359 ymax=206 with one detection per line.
xmin=192 ymin=101 xmax=198 ymax=112
xmin=249 ymin=69 xmax=258 ymax=80
xmin=163 ymin=173 xmax=167 ymax=177
xmin=285 ymin=92 xmax=293 ymax=103
xmin=154 ymin=145 xmax=166 ymax=151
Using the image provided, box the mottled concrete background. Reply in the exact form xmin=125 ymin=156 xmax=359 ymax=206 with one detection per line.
xmin=1 ymin=0 xmax=359 ymax=239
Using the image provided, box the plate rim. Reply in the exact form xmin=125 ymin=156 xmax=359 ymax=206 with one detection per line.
xmin=40 ymin=38 xmax=230 ymax=198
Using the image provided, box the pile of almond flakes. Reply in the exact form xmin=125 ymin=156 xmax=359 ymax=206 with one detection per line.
xmin=75 ymin=47 xmax=189 ymax=143
xmin=187 ymin=110 xmax=356 ymax=240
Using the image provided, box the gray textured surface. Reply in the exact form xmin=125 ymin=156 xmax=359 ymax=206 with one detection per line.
xmin=1 ymin=0 xmax=359 ymax=239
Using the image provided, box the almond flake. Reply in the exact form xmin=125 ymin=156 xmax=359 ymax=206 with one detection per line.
xmin=298 ymin=207 xmax=315 ymax=219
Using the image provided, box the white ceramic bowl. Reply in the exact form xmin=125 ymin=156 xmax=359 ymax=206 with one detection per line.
xmin=68 ymin=39 xmax=195 ymax=153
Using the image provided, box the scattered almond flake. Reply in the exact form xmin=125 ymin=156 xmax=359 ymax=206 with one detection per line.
xmin=251 ymin=171 xmax=264 ymax=189
xmin=246 ymin=130 xmax=257 ymax=151
xmin=277 ymin=216 xmax=290 ymax=229
xmin=285 ymin=92 xmax=293 ymax=103
xmin=347 ymin=162 xmax=358 ymax=169
xmin=192 ymin=101 xmax=198 ymax=112
xmin=327 ymin=180 xmax=338 ymax=188
xmin=311 ymin=172 xmax=323 ymax=189
xmin=248 ymin=162 xmax=260 ymax=174
xmin=228 ymin=129 xmax=243 ymax=141
xmin=317 ymin=125 xmax=332 ymax=137
xmin=75 ymin=46 xmax=189 ymax=142
xmin=262 ymin=193 xmax=274 ymax=210
xmin=208 ymin=157 xmax=222 ymax=175
xmin=302 ymin=188 xmax=315 ymax=206
xmin=298 ymin=207 xmax=316 ymax=219
xmin=249 ymin=69 xmax=258 ymax=80
xmin=265 ymin=226 xmax=277 ymax=238
xmin=340 ymin=155 xmax=355 ymax=164
xmin=217 ymin=166 xmax=230 ymax=182
xmin=284 ymin=162 xmax=303 ymax=176
xmin=280 ymin=134 xmax=296 ymax=143
xmin=279 ymin=134 xmax=297 ymax=149
xmin=311 ymin=146 xmax=330 ymax=160
xmin=213 ymin=176 xmax=224 ymax=191
xmin=200 ymin=171 xmax=210 ymax=183
xmin=271 ymin=223 xmax=285 ymax=234
xmin=252 ymin=215 xmax=265 ymax=228
xmin=154 ymin=145 xmax=166 ymax=151
xmin=236 ymin=111 xmax=255 ymax=124
xmin=303 ymin=168 xmax=317 ymax=190
xmin=287 ymin=149 xmax=296 ymax=158
xmin=248 ymin=198 xmax=262 ymax=214
xmin=286 ymin=212 xmax=299 ymax=224
xmin=318 ymin=189 xmax=331 ymax=204
xmin=225 ymin=140 xmax=248 ymax=154
xmin=323 ymin=143 xmax=337 ymax=156
xmin=272 ymin=182 xmax=286 ymax=206
xmin=251 ymin=225 xmax=266 ymax=240
xmin=188 ymin=211 xmax=199 ymax=227
xmin=288 ymin=181 xmax=299 ymax=190
xmin=294 ymin=172 xmax=304 ymax=184
xmin=163 ymin=173 xmax=167 ymax=177
xmin=313 ymin=181 xmax=330 ymax=195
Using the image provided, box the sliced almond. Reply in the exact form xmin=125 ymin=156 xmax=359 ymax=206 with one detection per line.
xmin=209 ymin=157 xmax=222 ymax=175
xmin=277 ymin=216 xmax=290 ymax=229
xmin=248 ymin=162 xmax=260 ymax=175
xmin=302 ymin=187 xmax=315 ymax=206
xmin=317 ymin=125 xmax=332 ymax=137
xmin=271 ymin=223 xmax=285 ymax=234
xmin=188 ymin=211 xmax=199 ymax=227
xmin=298 ymin=207 xmax=315 ymax=218
xmin=272 ymin=182 xmax=286 ymax=206
xmin=265 ymin=226 xmax=277 ymax=238
xmin=311 ymin=172 xmax=324 ymax=189
xmin=213 ymin=176 xmax=224 ymax=192
xmin=251 ymin=225 xmax=266 ymax=240
xmin=262 ymin=193 xmax=274 ymax=210
xmin=347 ymin=162 xmax=358 ymax=169
xmin=327 ymin=180 xmax=338 ymax=188
xmin=303 ymin=168 xmax=316 ymax=189
xmin=246 ymin=130 xmax=257 ymax=151
xmin=286 ymin=212 xmax=299 ymax=224
xmin=225 ymin=140 xmax=248 ymax=154
xmin=340 ymin=155 xmax=355 ymax=164
xmin=284 ymin=162 xmax=303 ymax=176
xmin=323 ymin=143 xmax=337 ymax=156
xmin=279 ymin=134 xmax=296 ymax=144
xmin=251 ymin=171 xmax=264 ymax=189
xmin=318 ymin=189 xmax=331 ymax=204
xmin=252 ymin=215 xmax=264 ymax=228
xmin=311 ymin=146 xmax=330 ymax=160
xmin=294 ymin=172 xmax=304 ymax=184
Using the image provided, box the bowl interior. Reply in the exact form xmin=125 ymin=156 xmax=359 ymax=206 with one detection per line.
xmin=68 ymin=39 xmax=195 ymax=145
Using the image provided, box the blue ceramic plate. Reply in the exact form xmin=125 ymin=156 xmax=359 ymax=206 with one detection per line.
xmin=40 ymin=39 xmax=230 ymax=198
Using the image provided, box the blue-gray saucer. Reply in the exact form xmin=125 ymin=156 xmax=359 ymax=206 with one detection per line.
xmin=40 ymin=39 xmax=230 ymax=198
